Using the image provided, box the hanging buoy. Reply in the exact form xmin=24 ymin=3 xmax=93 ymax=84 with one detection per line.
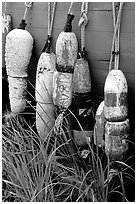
xmin=53 ymin=9 xmax=78 ymax=110
xmin=104 ymin=66 xmax=128 ymax=122
xmin=105 ymin=119 xmax=130 ymax=160
xmin=71 ymin=2 xmax=94 ymax=146
xmin=73 ymin=57 xmax=91 ymax=93
xmin=5 ymin=2 xmax=34 ymax=113
xmin=94 ymin=101 xmax=106 ymax=147
xmin=35 ymin=3 xmax=56 ymax=140
xmin=103 ymin=3 xmax=130 ymax=162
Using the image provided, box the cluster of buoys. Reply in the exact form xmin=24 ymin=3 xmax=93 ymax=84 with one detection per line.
xmin=4 ymin=2 xmax=130 ymax=162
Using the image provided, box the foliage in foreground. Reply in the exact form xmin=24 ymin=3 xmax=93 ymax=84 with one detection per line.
xmin=2 ymin=112 xmax=135 ymax=202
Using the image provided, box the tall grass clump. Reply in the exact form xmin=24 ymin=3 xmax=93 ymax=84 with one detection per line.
xmin=2 ymin=86 xmax=135 ymax=201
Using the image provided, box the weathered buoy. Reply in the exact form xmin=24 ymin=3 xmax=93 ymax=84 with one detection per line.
xmin=53 ymin=14 xmax=78 ymax=110
xmin=94 ymin=101 xmax=106 ymax=147
xmin=36 ymin=49 xmax=56 ymax=140
xmin=71 ymin=2 xmax=93 ymax=146
xmin=104 ymin=69 xmax=128 ymax=122
xmin=71 ymin=57 xmax=93 ymax=146
xmin=35 ymin=2 xmax=56 ymax=140
xmin=5 ymin=25 xmax=33 ymax=77
xmin=8 ymin=76 xmax=27 ymax=113
xmin=5 ymin=19 xmax=33 ymax=113
xmin=105 ymin=119 xmax=130 ymax=160
xmin=73 ymin=57 xmax=91 ymax=93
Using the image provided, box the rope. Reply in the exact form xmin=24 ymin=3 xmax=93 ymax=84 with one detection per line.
xmin=78 ymin=2 xmax=88 ymax=52
xmin=4 ymin=2 xmax=7 ymax=14
xmin=114 ymin=3 xmax=121 ymax=70
xmin=23 ymin=2 xmax=33 ymax=20
xmin=48 ymin=2 xmax=56 ymax=36
xmin=109 ymin=2 xmax=124 ymax=72
xmin=68 ymin=2 xmax=74 ymax=14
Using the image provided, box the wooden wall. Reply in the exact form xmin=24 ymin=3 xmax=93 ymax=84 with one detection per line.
xmin=2 ymin=2 xmax=135 ymax=130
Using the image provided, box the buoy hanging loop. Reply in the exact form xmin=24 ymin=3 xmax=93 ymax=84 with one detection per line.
xmin=18 ymin=2 xmax=33 ymax=29
xmin=113 ymin=2 xmax=121 ymax=70
xmin=108 ymin=2 xmax=123 ymax=72
xmin=43 ymin=2 xmax=56 ymax=53
xmin=78 ymin=2 xmax=88 ymax=57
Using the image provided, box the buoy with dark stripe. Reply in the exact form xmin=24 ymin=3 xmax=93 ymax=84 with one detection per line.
xmin=53 ymin=11 xmax=78 ymax=111
xmin=104 ymin=69 xmax=128 ymax=122
xmin=71 ymin=2 xmax=94 ymax=146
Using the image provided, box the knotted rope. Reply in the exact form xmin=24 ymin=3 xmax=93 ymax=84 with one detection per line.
xmin=109 ymin=2 xmax=124 ymax=72
xmin=78 ymin=2 xmax=88 ymax=53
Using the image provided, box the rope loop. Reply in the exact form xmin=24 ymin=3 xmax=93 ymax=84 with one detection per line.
xmin=23 ymin=2 xmax=33 ymax=20
xmin=78 ymin=2 xmax=88 ymax=53
xmin=25 ymin=2 xmax=33 ymax=8
xmin=109 ymin=2 xmax=124 ymax=72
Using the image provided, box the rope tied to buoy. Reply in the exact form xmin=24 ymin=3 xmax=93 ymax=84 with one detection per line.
xmin=68 ymin=2 xmax=74 ymax=14
xmin=48 ymin=2 xmax=56 ymax=37
xmin=18 ymin=2 xmax=33 ymax=29
xmin=78 ymin=2 xmax=88 ymax=56
xmin=43 ymin=2 xmax=56 ymax=53
xmin=109 ymin=2 xmax=124 ymax=72
xmin=23 ymin=2 xmax=33 ymax=20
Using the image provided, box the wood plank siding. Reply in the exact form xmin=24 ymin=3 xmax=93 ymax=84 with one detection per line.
xmin=2 ymin=2 xmax=135 ymax=129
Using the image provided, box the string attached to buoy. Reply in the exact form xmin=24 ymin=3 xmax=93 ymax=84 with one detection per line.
xmin=42 ymin=2 xmax=56 ymax=53
xmin=18 ymin=2 xmax=33 ymax=29
xmin=108 ymin=2 xmax=123 ymax=72
xmin=78 ymin=2 xmax=88 ymax=57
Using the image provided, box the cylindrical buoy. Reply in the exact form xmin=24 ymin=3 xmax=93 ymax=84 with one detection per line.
xmin=53 ymin=14 xmax=78 ymax=111
xmin=104 ymin=69 xmax=128 ymax=122
xmin=5 ymin=19 xmax=34 ymax=113
xmin=71 ymin=56 xmax=93 ymax=146
xmin=73 ymin=57 xmax=91 ymax=93
xmin=94 ymin=101 xmax=106 ymax=147
xmin=105 ymin=119 xmax=130 ymax=160
xmin=36 ymin=51 xmax=56 ymax=140
xmin=5 ymin=27 xmax=33 ymax=77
